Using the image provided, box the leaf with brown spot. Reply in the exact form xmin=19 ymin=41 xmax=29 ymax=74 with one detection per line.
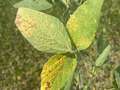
xmin=41 ymin=55 xmax=77 ymax=90
xmin=15 ymin=7 xmax=72 ymax=53
xmin=67 ymin=0 xmax=104 ymax=50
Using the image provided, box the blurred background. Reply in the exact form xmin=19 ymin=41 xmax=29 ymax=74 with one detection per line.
xmin=0 ymin=0 xmax=120 ymax=90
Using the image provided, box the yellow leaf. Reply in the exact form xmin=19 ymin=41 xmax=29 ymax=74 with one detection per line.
xmin=41 ymin=55 xmax=77 ymax=90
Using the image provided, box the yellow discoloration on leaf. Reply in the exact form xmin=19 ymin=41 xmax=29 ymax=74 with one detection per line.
xmin=41 ymin=55 xmax=77 ymax=90
xmin=66 ymin=0 xmax=104 ymax=50
xmin=15 ymin=13 xmax=36 ymax=37
xmin=41 ymin=60 xmax=64 ymax=83
xmin=67 ymin=15 xmax=78 ymax=32
xmin=76 ymin=36 xmax=91 ymax=49
xmin=41 ymin=55 xmax=64 ymax=90
xmin=15 ymin=7 xmax=72 ymax=53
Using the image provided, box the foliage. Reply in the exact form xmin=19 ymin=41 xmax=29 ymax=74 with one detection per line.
xmin=67 ymin=0 xmax=104 ymax=50
xmin=95 ymin=45 xmax=111 ymax=67
xmin=41 ymin=55 xmax=77 ymax=90
xmin=13 ymin=0 xmax=112 ymax=89
xmin=15 ymin=7 xmax=72 ymax=53
xmin=0 ymin=0 xmax=119 ymax=90
xmin=14 ymin=0 xmax=52 ymax=11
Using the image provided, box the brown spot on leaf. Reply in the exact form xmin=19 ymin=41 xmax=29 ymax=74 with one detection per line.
xmin=45 ymin=81 xmax=51 ymax=90
xmin=15 ymin=14 xmax=36 ymax=37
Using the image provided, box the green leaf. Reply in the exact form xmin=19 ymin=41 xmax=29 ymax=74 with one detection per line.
xmin=15 ymin=7 xmax=72 ymax=53
xmin=63 ymin=72 xmax=74 ymax=90
xmin=67 ymin=0 xmax=104 ymax=50
xmin=41 ymin=55 xmax=77 ymax=90
xmin=14 ymin=0 xmax=52 ymax=11
xmin=114 ymin=66 xmax=120 ymax=89
xmin=95 ymin=45 xmax=111 ymax=67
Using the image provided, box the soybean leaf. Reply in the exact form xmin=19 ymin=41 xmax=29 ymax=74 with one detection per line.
xmin=67 ymin=0 xmax=104 ymax=50
xmin=95 ymin=45 xmax=111 ymax=67
xmin=41 ymin=55 xmax=77 ymax=90
xmin=15 ymin=7 xmax=72 ymax=53
xmin=114 ymin=66 xmax=120 ymax=89
xmin=14 ymin=0 xmax=52 ymax=11
xmin=63 ymin=71 xmax=74 ymax=90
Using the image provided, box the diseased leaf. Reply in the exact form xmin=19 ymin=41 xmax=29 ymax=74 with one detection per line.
xmin=15 ymin=7 xmax=72 ymax=53
xmin=41 ymin=55 xmax=77 ymax=90
xmin=67 ymin=0 xmax=104 ymax=50
xmin=95 ymin=45 xmax=111 ymax=67
xmin=14 ymin=0 xmax=52 ymax=11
